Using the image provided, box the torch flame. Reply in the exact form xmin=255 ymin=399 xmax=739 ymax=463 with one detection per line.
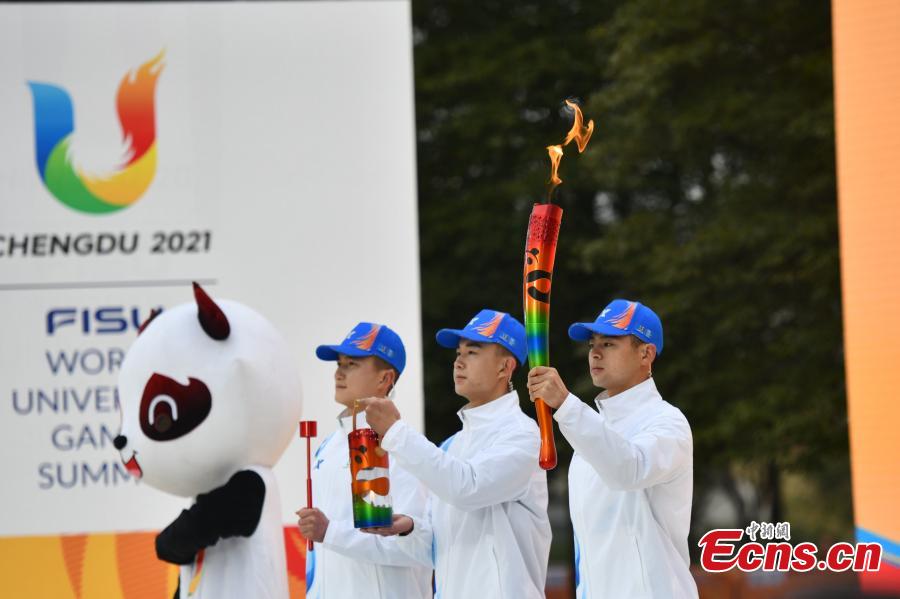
xmin=547 ymin=144 xmax=564 ymax=188
xmin=562 ymin=99 xmax=594 ymax=152
xmin=546 ymin=99 xmax=594 ymax=200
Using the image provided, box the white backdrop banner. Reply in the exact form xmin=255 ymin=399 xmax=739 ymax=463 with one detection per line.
xmin=0 ymin=2 xmax=419 ymax=596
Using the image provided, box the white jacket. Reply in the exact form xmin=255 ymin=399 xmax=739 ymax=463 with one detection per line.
xmin=305 ymin=411 xmax=432 ymax=599
xmin=380 ymin=390 xmax=552 ymax=599
xmin=179 ymin=466 xmax=288 ymax=599
xmin=554 ymin=377 xmax=698 ymax=599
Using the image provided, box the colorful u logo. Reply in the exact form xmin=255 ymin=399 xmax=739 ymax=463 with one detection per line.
xmin=27 ymin=52 xmax=164 ymax=214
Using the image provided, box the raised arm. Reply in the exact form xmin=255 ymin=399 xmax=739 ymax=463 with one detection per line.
xmin=380 ymin=420 xmax=539 ymax=511
xmin=554 ymin=394 xmax=692 ymax=491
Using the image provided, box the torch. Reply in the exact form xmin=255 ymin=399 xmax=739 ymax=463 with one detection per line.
xmin=524 ymin=204 xmax=563 ymax=470
xmin=524 ymin=99 xmax=594 ymax=471
xmin=299 ymin=420 xmax=318 ymax=551
xmin=348 ymin=400 xmax=393 ymax=529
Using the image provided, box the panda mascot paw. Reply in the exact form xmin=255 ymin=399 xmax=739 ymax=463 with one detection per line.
xmin=156 ymin=469 xmax=266 ymax=565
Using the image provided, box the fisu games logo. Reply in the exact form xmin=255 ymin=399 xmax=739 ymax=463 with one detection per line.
xmin=26 ymin=51 xmax=164 ymax=215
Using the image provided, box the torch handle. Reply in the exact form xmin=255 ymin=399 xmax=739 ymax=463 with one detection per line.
xmin=305 ymin=437 xmax=313 ymax=552
xmin=534 ymin=399 xmax=558 ymax=470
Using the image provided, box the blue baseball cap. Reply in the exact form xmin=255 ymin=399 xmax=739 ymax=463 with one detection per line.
xmin=435 ymin=309 xmax=527 ymax=365
xmin=568 ymin=299 xmax=664 ymax=355
xmin=316 ymin=322 xmax=406 ymax=375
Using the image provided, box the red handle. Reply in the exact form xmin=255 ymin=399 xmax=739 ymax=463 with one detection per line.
xmin=534 ymin=398 xmax=557 ymax=470
xmin=305 ymin=437 xmax=314 ymax=552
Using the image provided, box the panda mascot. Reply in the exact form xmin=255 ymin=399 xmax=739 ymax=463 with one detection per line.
xmin=114 ymin=282 xmax=302 ymax=599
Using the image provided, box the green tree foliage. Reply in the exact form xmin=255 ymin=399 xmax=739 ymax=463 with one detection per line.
xmin=413 ymin=0 xmax=849 ymax=551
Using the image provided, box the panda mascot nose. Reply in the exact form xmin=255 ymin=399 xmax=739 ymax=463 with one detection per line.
xmin=113 ymin=435 xmax=128 ymax=450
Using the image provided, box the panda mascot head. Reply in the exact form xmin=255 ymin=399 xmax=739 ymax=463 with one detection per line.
xmin=115 ymin=282 xmax=302 ymax=498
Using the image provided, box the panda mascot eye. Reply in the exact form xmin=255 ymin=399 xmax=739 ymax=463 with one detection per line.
xmin=139 ymin=373 xmax=212 ymax=441
xmin=148 ymin=396 xmax=178 ymax=432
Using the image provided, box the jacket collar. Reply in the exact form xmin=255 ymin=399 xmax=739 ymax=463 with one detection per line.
xmin=456 ymin=390 xmax=520 ymax=429
xmin=594 ymin=377 xmax=660 ymax=422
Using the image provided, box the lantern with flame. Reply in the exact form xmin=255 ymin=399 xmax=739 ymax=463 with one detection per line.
xmin=524 ymin=99 xmax=594 ymax=470
xmin=348 ymin=402 xmax=393 ymax=528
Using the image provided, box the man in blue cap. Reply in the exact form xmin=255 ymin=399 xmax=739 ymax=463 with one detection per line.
xmin=296 ymin=322 xmax=431 ymax=599
xmin=527 ymin=299 xmax=698 ymax=599
xmin=361 ymin=309 xmax=552 ymax=599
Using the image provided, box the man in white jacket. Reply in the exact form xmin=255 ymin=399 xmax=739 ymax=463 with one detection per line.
xmin=527 ymin=299 xmax=698 ymax=599
xmin=296 ymin=322 xmax=432 ymax=599
xmin=362 ymin=309 xmax=552 ymax=599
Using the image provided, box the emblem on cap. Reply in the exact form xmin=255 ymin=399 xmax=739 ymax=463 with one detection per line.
xmin=474 ymin=312 xmax=504 ymax=338
xmin=351 ymin=325 xmax=380 ymax=350
xmin=608 ymin=302 xmax=637 ymax=329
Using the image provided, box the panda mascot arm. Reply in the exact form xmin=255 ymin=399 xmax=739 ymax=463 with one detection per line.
xmin=156 ymin=469 xmax=266 ymax=564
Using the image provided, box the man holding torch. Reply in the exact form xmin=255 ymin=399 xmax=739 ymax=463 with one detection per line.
xmin=360 ymin=309 xmax=552 ymax=599
xmin=295 ymin=322 xmax=432 ymax=599
xmin=527 ymin=299 xmax=698 ymax=599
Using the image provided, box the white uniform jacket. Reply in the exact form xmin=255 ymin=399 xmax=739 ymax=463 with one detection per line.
xmin=306 ymin=411 xmax=432 ymax=599
xmin=554 ymin=377 xmax=698 ymax=599
xmin=178 ymin=466 xmax=288 ymax=599
xmin=378 ymin=390 xmax=552 ymax=599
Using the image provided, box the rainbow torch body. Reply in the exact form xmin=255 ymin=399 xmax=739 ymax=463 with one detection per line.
xmin=524 ymin=202 xmax=563 ymax=470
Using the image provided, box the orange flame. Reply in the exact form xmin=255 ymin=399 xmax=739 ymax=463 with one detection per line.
xmin=546 ymin=145 xmax=564 ymax=188
xmin=546 ymin=99 xmax=594 ymax=199
xmin=562 ymin=99 xmax=594 ymax=152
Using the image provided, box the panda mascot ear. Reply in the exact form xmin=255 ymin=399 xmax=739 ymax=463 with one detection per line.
xmin=192 ymin=282 xmax=231 ymax=341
